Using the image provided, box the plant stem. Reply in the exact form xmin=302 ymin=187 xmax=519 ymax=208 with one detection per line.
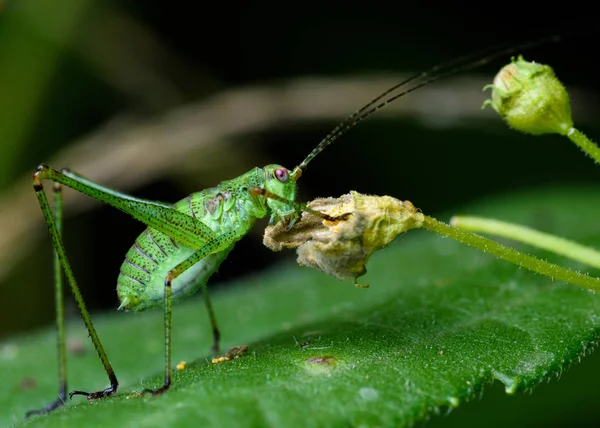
xmin=450 ymin=216 xmax=600 ymax=269
xmin=566 ymin=127 xmax=600 ymax=164
xmin=422 ymin=215 xmax=600 ymax=292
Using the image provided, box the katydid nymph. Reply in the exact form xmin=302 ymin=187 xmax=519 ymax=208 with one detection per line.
xmin=29 ymin=37 xmax=561 ymax=417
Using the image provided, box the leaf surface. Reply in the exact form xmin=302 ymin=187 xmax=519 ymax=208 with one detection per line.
xmin=2 ymin=186 xmax=600 ymax=427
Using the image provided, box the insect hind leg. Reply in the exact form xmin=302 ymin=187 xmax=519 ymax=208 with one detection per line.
xmin=26 ymin=183 xmax=68 ymax=418
xmin=30 ymin=166 xmax=119 ymax=414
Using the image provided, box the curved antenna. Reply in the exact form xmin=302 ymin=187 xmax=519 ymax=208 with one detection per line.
xmin=291 ymin=33 xmax=562 ymax=180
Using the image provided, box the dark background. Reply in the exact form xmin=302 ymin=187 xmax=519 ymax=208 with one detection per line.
xmin=0 ymin=1 xmax=599 ymax=425
xmin=2 ymin=0 xmax=599 ymax=336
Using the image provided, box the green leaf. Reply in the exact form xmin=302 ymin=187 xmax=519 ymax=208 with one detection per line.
xmin=2 ymin=186 xmax=600 ymax=427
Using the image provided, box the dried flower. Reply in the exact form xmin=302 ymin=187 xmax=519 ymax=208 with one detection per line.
xmin=263 ymin=191 xmax=424 ymax=288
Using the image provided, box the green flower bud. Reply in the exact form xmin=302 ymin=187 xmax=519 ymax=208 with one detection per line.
xmin=483 ymin=55 xmax=573 ymax=135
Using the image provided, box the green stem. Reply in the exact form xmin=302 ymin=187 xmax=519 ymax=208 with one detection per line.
xmin=565 ymin=127 xmax=600 ymax=164
xmin=450 ymin=216 xmax=600 ymax=269
xmin=421 ymin=215 xmax=600 ymax=292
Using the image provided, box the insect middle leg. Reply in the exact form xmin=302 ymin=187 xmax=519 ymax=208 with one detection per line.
xmin=200 ymin=281 xmax=221 ymax=355
xmin=142 ymin=230 xmax=240 ymax=396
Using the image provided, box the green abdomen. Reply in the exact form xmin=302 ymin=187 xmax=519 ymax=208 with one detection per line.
xmin=116 ymin=193 xmax=236 ymax=312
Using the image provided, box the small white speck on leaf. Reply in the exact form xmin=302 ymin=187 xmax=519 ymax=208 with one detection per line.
xmin=359 ymin=387 xmax=379 ymax=401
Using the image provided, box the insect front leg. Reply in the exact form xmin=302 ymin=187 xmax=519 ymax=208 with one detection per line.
xmin=251 ymin=186 xmax=351 ymax=227
xmin=31 ymin=169 xmax=119 ymax=413
xmin=142 ymin=230 xmax=240 ymax=396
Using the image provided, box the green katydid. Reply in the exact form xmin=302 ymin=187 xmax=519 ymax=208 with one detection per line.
xmin=28 ymin=36 xmax=564 ymax=417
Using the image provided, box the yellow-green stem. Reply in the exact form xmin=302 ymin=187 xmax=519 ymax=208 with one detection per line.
xmin=566 ymin=127 xmax=600 ymax=164
xmin=422 ymin=215 xmax=600 ymax=292
xmin=450 ymin=216 xmax=600 ymax=269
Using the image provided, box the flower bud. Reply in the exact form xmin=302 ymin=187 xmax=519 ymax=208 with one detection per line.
xmin=483 ymin=55 xmax=573 ymax=135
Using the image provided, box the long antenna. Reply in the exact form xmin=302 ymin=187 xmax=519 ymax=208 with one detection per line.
xmin=291 ymin=33 xmax=562 ymax=180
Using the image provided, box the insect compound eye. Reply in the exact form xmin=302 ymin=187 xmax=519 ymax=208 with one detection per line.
xmin=274 ymin=168 xmax=289 ymax=183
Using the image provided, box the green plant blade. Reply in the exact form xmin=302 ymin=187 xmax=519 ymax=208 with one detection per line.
xmin=2 ymin=186 xmax=600 ymax=427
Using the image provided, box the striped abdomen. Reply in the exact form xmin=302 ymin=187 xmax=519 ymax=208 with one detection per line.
xmin=116 ymin=169 xmax=267 ymax=311
xmin=116 ymin=192 xmax=237 ymax=312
